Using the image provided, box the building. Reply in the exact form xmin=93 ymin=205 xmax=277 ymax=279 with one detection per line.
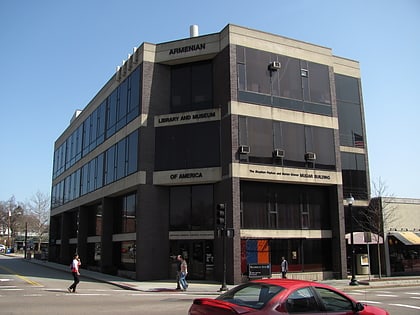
xmin=382 ymin=198 xmax=420 ymax=276
xmin=49 ymin=24 xmax=370 ymax=283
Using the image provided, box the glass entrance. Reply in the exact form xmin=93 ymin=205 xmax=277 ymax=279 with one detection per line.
xmin=170 ymin=240 xmax=214 ymax=280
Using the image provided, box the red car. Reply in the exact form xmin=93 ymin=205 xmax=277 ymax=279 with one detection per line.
xmin=188 ymin=279 xmax=389 ymax=315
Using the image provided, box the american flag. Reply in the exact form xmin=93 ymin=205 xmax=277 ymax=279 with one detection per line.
xmin=353 ymin=132 xmax=364 ymax=148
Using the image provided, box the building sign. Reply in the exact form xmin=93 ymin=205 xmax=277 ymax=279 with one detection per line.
xmin=232 ymin=163 xmax=341 ymax=185
xmin=169 ymin=230 xmax=214 ymax=240
xmin=169 ymin=43 xmax=206 ymax=55
xmin=155 ymin=108 xmax=220 ymax=127
xmin=153 ymin=167 xmax=221 ymax=186
xmin=248 ymin=264 xmax=271 ymax=279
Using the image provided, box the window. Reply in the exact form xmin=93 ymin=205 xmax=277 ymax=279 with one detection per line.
xmin=121 ymin=193 xmax=136 ymax=233
xmin=241 ymin=181 xmax=332 ymax=230
xmin=171 ymin=61 xmax=213 ymax=112
xmin=314 ymin=287 xmax=353 ymax=311
xmin=170 ymin=185 xmax=214 ymax=231
xmin=336 ymin=74 xmax=364 ymax=148
xmin=218 ymin=283 xmax=284 ymax=310
xmin=286 ymin=287 xmax=320 ymax=313
xmin=341 ymin=152 xmax=368 ymax=200
xmin=155 ymin=121 xmax=220 ymax=171
xmin=240 ymin=117 xmax=336 ymax=170
xmin=237 ymin=46 xmax=331 ymax=116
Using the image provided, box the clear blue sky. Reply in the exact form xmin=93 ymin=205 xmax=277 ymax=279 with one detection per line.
xmin=1 ymin=0 xmax=419 ymax=202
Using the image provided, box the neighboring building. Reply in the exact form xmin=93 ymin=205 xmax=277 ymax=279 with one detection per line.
xmin=381 ymin=198 xmax=420 ymax=276
xmin=49 ymin=24 xmax=370 ymax=283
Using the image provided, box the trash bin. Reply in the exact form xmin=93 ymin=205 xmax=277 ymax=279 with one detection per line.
xmin=6 ymin=248 xmax=11 ymax=254
xmin=356 ymin=254 xmax=369 ymax=275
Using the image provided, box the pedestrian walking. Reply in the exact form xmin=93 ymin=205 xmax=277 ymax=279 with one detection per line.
xmin=175 ymin=255 xmax=182 ymax=290
xmin=68 ymin=254 xmax=81 ymax=293
xmin=179 ymin=255 xmax=188 ymax=291
xmin=281 ymin=256 xmax=288 ymax=278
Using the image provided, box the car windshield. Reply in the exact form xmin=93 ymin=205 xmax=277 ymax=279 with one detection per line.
xmin=217 ymin=283 xmax=284 ymax=310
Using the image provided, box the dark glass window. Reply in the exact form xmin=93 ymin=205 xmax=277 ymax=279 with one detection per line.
xmin=171 ymin=61 xmax=213 ymax=112
xmin=308 ymin=61 xmax=331 ymax=104
xmin=122 ymin=193 xmax=136 ymax=233
xmin=277 ymin=56 xmax=302 ymax=100
xmin=117 ymin=79 xmax=128 ymax=130
xmin=246 ymin=48 xmax=271 ymax=94
xmin=88 ymin=158 xmax=96 ymax=193
xmin=170 ymin=185 xmax=214 ymax=231
xmin=243 ymin=238 xmax=332 ymax=274
xmin=106 ymin=89 xmax=118 ymax=137
xmin=241 ymin=117 xmax=335 ymax=170
xmin=155 ymin=121 xmax=220 ymax=171
xmin=81 ymin=163 xmax=89 ymax=196
xmin=104 ymin=145 xmax=115 ymax=185
xmin=241 ymin=181 xmax=331 ymax=230
xmin=248 ymin=118 xmax=273 ymax=163
xmin=127 ymin=130 xmax=138 ymax=175
xmin=341 ymin=152 xmax=368 ymax=200
xmin=52 ymin=67 xmax=140 ymax=184
xmin=286 ymin=287 xmax=320 ymax=313
xmin=237 ymin=46 xmax=331 ymax=115
xmin=336 ymin=74 xmax=364 ymax=147
xmin=127 ymin=67 xmax=140 ymax=121
xmin=170 ymin=186 xmax=191 ymax=230
xmin=116 ymin=139 xmax=126 ymax=180
xmin=95 ymin=153 xmax=104 ymax=190
xmin=314 ymin=287 xmax=353 ymax=312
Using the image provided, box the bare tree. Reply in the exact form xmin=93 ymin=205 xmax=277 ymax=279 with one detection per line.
xmin=356 ymin=177 xmax=396 ymax=278
xmin=0 ymin=196 xmax=25 ymax=248
xmin=27 ymin=191 xmax=50 ymax=252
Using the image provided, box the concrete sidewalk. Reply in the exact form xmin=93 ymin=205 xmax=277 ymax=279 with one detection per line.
xmin=17 ymin=255 xmax=420 ymax=294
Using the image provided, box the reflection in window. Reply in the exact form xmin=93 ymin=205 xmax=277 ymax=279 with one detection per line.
xmin=52 ymin=130 xmax=139 ymax=208
xmin=119 ymin=241 xmax=136 ymax=271
xmin=341 ymin=152 xmax=368 ymax=200
xmin=121 ymin=193 xmax=136 ymax=233
xmin=335 ymin=74 xmax=365 ymax=148
xmin=286 ymin=287 xmax=320 ymax=313
xmin=314 ymin=287 xmax=353 ymax=311
xmin=218 ymin=283 xmax=284 ymax=310
xmin=52 ymin=66 xmax=141 ymax=181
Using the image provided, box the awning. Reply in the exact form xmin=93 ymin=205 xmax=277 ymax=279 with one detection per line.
xmin=388 ymin=231 xmax=420 ymax=245
xmin=345 ymin=232 xmax=383 ymax=245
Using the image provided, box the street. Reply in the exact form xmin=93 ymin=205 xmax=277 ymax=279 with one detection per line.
xmin=0 ymin=255 xmax=199 ymax=315
xmin=0 ymin=255 xmax=419 ymax=314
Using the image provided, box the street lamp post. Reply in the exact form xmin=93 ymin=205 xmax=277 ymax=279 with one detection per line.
xmin=7 ymin=210 xmax=11 ymax=250
xmin=347 ymin=195 xmax=358 ymax=286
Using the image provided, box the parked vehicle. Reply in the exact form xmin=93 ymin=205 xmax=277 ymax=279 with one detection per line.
xmin=188 ymin=278 xmax=389 ymax=315
xmin=0 ymin=244 xmax=6 ymax=253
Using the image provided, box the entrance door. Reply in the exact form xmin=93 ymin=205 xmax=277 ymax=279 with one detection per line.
xmin=170 ymin=240 xmax=214 ymax=280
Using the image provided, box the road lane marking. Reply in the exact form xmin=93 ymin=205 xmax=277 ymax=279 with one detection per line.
xmin=390 ymin=303 xmax=420 ymax=310
xmin=0 ymin=265 xmax=43 ymax=287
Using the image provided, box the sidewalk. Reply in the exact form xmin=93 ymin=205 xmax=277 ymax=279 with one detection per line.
xmin=17 ymin=255 xmax=420 ymax=294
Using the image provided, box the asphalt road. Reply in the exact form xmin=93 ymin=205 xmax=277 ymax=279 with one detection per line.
xmin=0 ymin=255 xmax=419 ymax=315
